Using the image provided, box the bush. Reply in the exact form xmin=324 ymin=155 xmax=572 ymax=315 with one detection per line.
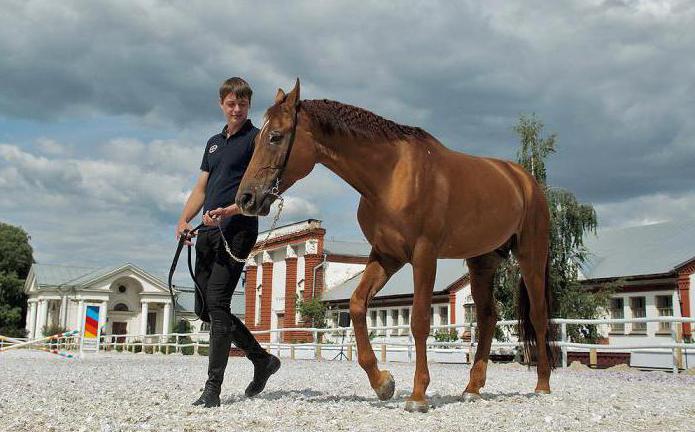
xmin=433 ymin=329 xmax=459 ymax=343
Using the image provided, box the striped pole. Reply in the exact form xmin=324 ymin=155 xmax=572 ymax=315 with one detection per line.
xmin=36 ymin=347 xmax=76 ymax=359
xmin=0 ymin=330 xmax=78 ymax=352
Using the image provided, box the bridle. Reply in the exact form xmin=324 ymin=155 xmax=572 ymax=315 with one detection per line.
xmin=167 ymin=102 xmax=300 ymax=323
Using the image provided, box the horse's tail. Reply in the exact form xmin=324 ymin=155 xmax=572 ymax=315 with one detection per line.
xmin=517 ymin=255 xmax=557 ymax=368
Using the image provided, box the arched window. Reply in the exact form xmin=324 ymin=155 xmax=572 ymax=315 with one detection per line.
xmin=118 ymin=285 xmax=127 ymax=294
xmin=114 ymin=303 xmax=129 ymax=312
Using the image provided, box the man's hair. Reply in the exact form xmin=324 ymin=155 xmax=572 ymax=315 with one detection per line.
xmin=219 ymin=77 xmax=253 ymax=102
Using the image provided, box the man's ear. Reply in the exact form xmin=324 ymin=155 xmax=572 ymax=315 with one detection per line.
xmin=275 ymin=88 xmax=286 ymax=105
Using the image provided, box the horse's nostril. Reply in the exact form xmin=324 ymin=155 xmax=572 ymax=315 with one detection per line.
xmin=238 ymin=192 xmax=254 ymax=209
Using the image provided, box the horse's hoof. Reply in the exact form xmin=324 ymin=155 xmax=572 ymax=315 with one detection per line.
xmin=535 ymin=389 xmax=551 ymax=395
xmin=462 ymin=392 xmax=482 ymax=402
xmin=404 ymin=399 xmax=429 ymax=413
xmin=373 ymin=370 xmax=395 ymax=401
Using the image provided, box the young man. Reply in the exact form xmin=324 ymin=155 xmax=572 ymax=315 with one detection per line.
xmin=176 ymin=77 xmax=280 ymax=408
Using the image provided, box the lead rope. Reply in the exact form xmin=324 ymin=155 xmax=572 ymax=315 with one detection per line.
xmin=216 ymin=177 xmax=284 ymax=263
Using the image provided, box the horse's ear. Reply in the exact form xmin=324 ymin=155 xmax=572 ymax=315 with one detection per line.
xmin=274 ymin=88 xmax=286 ymax=105
xmin=286 ymin=78 xmax=300 ymax=109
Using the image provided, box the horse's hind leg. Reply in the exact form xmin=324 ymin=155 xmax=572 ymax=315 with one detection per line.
xmin=515 ymin=218 xmax=553 ymax=393
xmin=462 ymin=252 xmax=504 ymax=401
xmin=349 ymin=250 xmax=402 ymax=401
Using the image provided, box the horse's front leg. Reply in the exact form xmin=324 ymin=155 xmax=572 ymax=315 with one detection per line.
xmin=349 ymin=251 xmax=402 ymax=401
xmin=405 ymin=245 xmax=437 ymax=413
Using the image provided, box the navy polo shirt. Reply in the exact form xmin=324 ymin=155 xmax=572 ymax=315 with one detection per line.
xmin=199 ymin=119 xmax=259 ymax=232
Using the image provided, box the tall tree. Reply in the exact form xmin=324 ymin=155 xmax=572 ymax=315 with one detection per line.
xmin=0 ymin=222 xmax=34 ymax=337
xmin=494 ymin=114 xmax=610 ymax=343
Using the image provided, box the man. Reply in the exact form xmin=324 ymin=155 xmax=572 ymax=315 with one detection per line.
xmin=176 ymin=77 xmax=280 ymax=408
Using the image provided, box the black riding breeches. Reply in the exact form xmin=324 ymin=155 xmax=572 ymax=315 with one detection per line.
xmin=194 ymin=224 xmax=258 ymax=327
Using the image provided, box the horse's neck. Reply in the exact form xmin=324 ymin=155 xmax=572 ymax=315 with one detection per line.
xmin=313 ymin=130 xmax=399 ymax=201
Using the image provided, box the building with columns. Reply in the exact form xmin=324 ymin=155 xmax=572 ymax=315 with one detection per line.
xmin=22 ymin=263 xmax=215 ymax=338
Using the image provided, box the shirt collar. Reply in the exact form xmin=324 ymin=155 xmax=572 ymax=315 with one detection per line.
xmin=221 ymin=119 xmax=253 ymax=138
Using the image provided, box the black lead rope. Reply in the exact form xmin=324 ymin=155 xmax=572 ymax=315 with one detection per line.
xmin=168 ymin=223 xmax=205 ymax=323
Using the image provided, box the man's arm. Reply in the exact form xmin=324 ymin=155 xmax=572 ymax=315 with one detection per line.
xmin=176 ymin=171 xmax=209 ymax=241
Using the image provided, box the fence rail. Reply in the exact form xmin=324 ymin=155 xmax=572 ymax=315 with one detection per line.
xmin=2 ymin=317 xmax=693 ymax=372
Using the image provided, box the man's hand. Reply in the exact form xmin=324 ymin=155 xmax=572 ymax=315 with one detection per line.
xmin=208 ymin=204 xmax=241 ymax=220
xmin=202 ymin=211 xmax=219 ymax=227
xmin=175 ymin=220 xmax=195 ymax=245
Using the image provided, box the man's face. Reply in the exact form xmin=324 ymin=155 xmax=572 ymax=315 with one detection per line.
xmin=219 ymin=93 xmax=250 ymax=128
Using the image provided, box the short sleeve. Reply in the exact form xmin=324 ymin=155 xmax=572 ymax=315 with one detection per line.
xmin=200 ymin=141 xmax=210 ymax=172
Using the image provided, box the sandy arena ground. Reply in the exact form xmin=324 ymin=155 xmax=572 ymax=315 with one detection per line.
xmin=1 ymin=350 xmax=693 ymax=432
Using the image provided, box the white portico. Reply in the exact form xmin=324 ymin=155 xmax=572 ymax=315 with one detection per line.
xmin=24 ymin=263 xmax=176 ymax=338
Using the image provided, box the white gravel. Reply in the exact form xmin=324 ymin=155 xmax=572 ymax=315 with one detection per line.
xmin=1 ymin=350 xmax=693 ymax=432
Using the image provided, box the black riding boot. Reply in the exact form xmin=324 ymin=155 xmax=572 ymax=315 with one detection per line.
xmin=192 ymin=323 xmax=233 ymax=408
xmin=227 ymin=314 xmax=281 ymax=397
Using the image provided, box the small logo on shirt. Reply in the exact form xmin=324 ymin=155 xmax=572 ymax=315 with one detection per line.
xmin=209 ymin=144 xmax=218 ymax=154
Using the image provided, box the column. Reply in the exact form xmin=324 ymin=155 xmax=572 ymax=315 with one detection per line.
xmin=99 ymin=301 xmax=107 ymax=334
xmin=259 ymin=251 xmax=273 ymax=343
xmin=77 ymin=300 xmax=85 ymax=334
xmin=244 ymin=260 xmax=258 ymax=330
xmin=59 ymin=296 xmax=67 ymax=329
xmin=448 ymin=291 xmax=457 ymax=325
xmin=35 ymin=299 xmax=47 ymax=337
xmin=163 ymin=302 xmax=172 ymax=335
xmin=140 ymin=301 xmax=149 ymax=335
xmin=283 ymin=246 xmax=298 ymax=342
xmin=26 ymin=301 xmax=37 ymax=339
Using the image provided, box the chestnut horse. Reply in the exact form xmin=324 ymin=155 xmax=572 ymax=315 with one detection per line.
xmin=237 ymin=79 xmax=555 ymax=412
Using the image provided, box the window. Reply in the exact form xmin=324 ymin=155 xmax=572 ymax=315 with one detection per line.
xmin=401 ymin=308 xmax=410 ymax=335
xmin=296 ymin=280 xmax=305 ymax=323
xmin=114 ymin=303 xmax=129 ymax=312
xmin=440 ymin=306 xmax=449 ymax=326
xmin=118 ymin=285 xmax=127 ymax=294
xmin=391 ymin=309 xmax=399 ymax=336
xmin=656 ymin=295 xmax=673 ymax=333
xmin=464 ymin=304 xmax=476 ymax=324
xmin=379 ymin=310 xmax=387 ymax=336
xmin=630 ymin=297 xmax=646 ymax=333
xmin=200 ymin=322 xmax=210 ymax=332
xmin=609 ymin=298 xmax=625 ymax=333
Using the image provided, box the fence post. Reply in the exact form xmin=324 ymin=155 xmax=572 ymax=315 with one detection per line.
xmin=561 ymin=322 xmax=568 ymax=368
xmin=291 ymin=345 xmax=296 ymax=360
xmin=347 ymin=344 xmax=352 ymax=361
xmin=589 ymin=348 xmax=597 ymax=368
xmin=313 ymin=330 xmax=319 ymax=360
xmin=671 ymin=323 xmax=680 ymax=374
xmin=381 ymin=343 xmax=386 ymax=362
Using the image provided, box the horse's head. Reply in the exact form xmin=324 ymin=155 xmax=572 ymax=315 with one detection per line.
xmin=236 ymin=79 xmax=317 ymax=216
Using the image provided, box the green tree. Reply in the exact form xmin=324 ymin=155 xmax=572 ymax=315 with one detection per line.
xmin=494 ymin=114 xmax=611 ymax=343
xmin=0 ymin=222 xmax=34 ymax=337
xmin=296 ymin=296 xmax=327 ymax=329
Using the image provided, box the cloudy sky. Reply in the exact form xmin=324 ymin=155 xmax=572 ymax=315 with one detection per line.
xmin=1 ymin=0 xmax=693 ymax=281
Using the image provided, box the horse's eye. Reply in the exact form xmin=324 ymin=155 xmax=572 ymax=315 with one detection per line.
xmin=269 ymin=131 xmax=283 ymax=144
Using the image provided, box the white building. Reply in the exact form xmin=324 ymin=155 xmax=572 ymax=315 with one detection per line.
xmin=23 ymin=263 xmax=242 ymax=338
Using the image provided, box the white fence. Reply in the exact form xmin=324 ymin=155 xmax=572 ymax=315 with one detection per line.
xmin=2 ymin=317 xmax=693 ymax=372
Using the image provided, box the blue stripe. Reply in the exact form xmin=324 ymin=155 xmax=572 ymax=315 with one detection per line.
xmin=86 ymin=306 xmax=100 ymax=321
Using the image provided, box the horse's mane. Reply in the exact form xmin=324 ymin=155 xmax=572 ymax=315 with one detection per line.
xmin=300 ymin=99 xmax=430 ymax=141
